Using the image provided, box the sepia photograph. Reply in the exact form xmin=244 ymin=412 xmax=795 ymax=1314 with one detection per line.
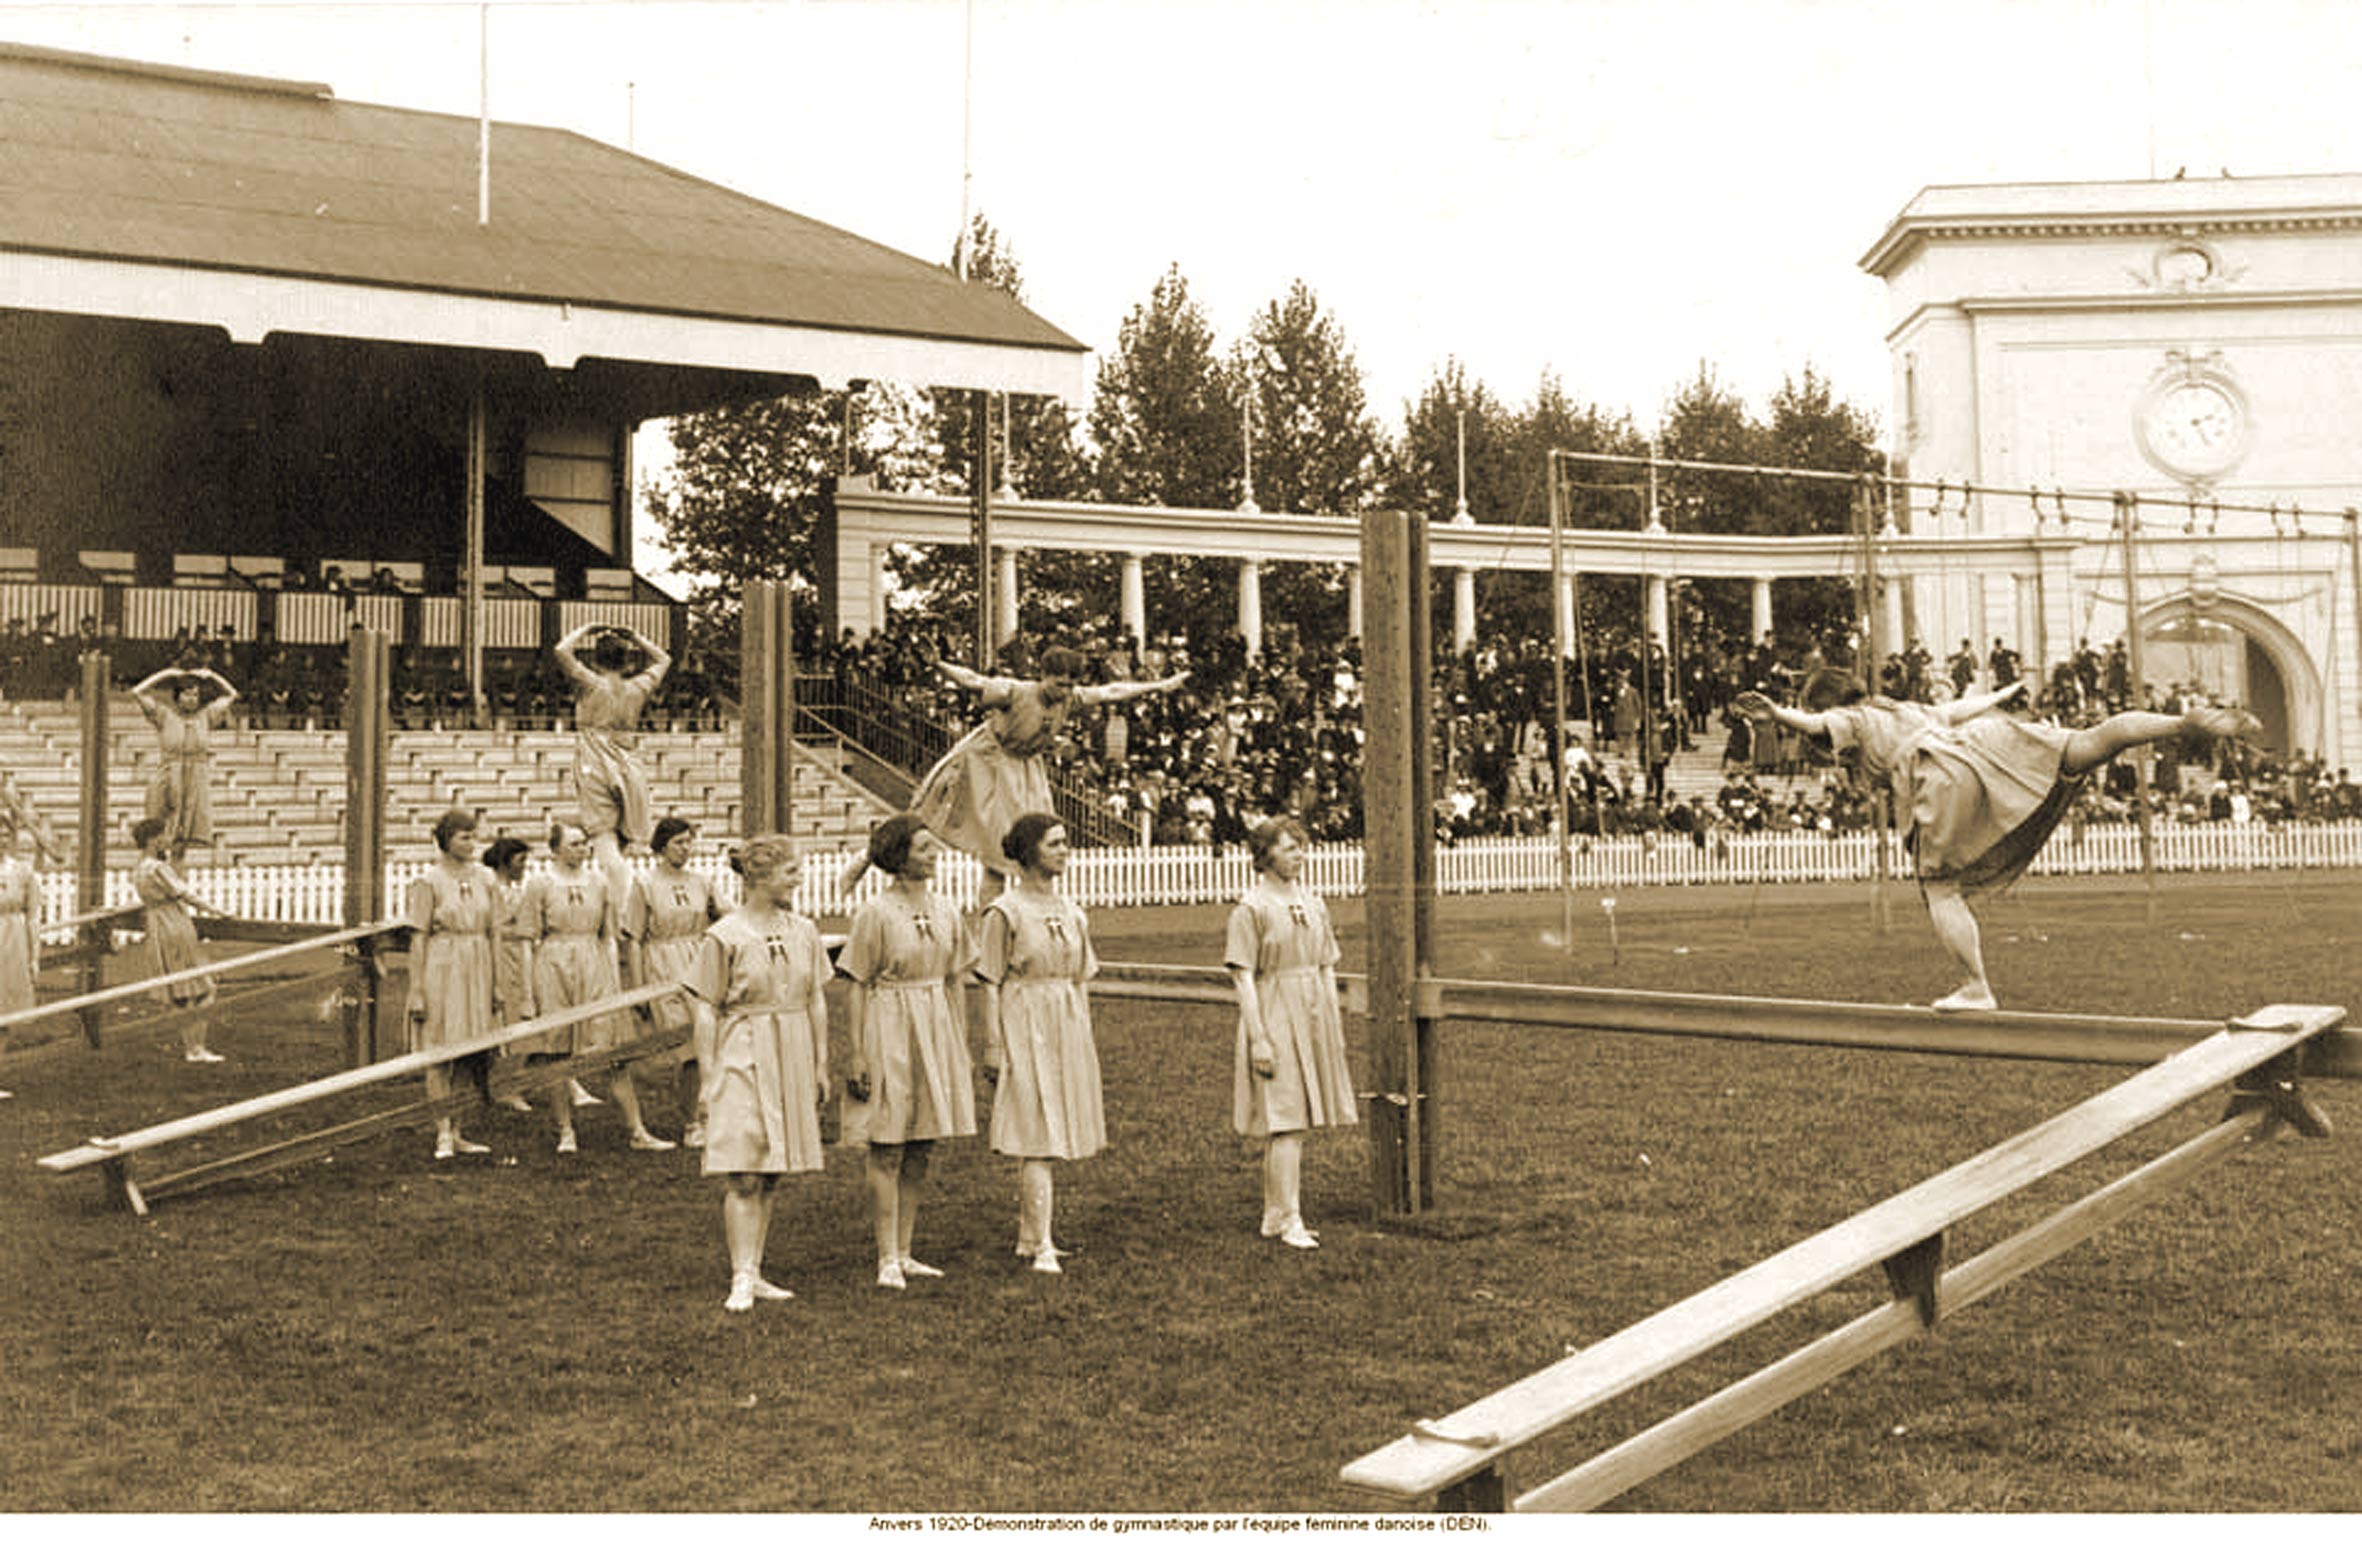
xmin=0 ymin=0 xmax=2358 ymax=1535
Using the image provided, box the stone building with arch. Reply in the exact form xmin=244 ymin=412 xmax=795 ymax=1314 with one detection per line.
xmin=1863 ymin=173 xmax=2362 ymax=767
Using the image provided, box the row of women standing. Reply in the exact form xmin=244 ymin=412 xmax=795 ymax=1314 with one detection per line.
xmin=703 ymin=808 xmax=1358 ymax=1312
xmin=406 ymin=811 xmax=710 ymax=1159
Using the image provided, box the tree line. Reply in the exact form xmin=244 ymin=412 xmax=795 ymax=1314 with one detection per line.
xmin=646 ymin=215 xmax=1886 ymax=657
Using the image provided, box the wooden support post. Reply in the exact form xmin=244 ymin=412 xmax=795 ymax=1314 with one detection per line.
xmin=740 ymin=580 xmax=795 ymax=838
xmin=2115 ymin=492 xmax=2160 ymax=925
xmin=75 ymin=651 xmax=109 ymax=1049
xmin=1360 ymin=510 xmax=1437 ymax=1216
xmin=971 ymin=389 xmax=995 ymax=665
xmin=1405 ymin=511 xmax=1439 ymax=1213
xmin=1434 ymin=1466 xmax=1505 ymax=1514
xmin=1880 ymin=1231 xmax=1945 ymax=1328
xmin=343 ymin=628 xmax=390 ymax=1069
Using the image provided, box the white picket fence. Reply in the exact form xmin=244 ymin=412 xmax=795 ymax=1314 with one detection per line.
xmin=34 ymin=819 xmax=2362 ymax=941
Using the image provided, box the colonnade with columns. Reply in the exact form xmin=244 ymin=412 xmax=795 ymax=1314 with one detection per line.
xmin=822 ymin=476 xmax=2356 ymax=763
xmin=933 ymin=539 xmax=1865 ymax=665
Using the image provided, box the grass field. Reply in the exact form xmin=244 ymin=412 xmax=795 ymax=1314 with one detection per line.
xmin=3 ymin=870 xmax=2359 ymax=1513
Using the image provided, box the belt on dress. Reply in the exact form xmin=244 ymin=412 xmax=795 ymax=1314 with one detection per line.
xmin=1001 ymin=974 xmax=1086 ymax=986
xmin=724 ymin=1003 xmax=803 ymax=1018
xmin=869 ymin=977 xmax=948 ymax=989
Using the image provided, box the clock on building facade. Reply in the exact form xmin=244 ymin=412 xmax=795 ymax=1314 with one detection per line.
xmin=2135 ymin=356 xmax=2249 ymax=484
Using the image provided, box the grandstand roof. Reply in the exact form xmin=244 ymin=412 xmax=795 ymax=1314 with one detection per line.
xmin=0 ymin=41 xmax=1086 ymax=398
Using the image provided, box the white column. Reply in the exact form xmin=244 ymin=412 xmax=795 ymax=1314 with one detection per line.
xmin=1751 ymin=577 xmax=1775 ymax=642
xmin=1238 ymin=557 xmax=1263 ymax=662
xmin=1453 ymin=566 xmax=1476 ymax=652
xmin=996 ymin=546 xmax=1020 ymax=647
xmin=1346 ymin=564 xmax=1364 ymax=639
xmin=1645 ymin=574 xmax=1669 ymax=648
xmin=1555 ymin=572 xmax=1576 ymax=652
xmin=1120 ymin=553 xmax=1146 ymax=651
xmin=1881 ymin=576 xmax=1905 ymax=660
xmin=867 ymin=543 xmax=889 ymax=636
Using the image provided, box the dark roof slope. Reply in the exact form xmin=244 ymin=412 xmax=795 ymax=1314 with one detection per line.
xmin=0 ymin=41 xmax=1082 ymax=352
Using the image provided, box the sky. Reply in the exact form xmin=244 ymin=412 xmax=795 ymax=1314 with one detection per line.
xmin=7 ymin=0 xmax=2362 ymax=574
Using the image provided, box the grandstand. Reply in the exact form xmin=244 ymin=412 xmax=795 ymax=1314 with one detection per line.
xmin=0 ymin=696 xmax=883 ymax=866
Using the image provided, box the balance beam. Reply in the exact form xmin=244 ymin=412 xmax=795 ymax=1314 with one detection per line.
xmin=1086 ymin=964 xmax=2362 ymax=1080
xmin=39 ymin=982 xmax=680 ymax=1214
xmin=0 ymin=920 xmax=402 ymax=1038
xmin=1338 ymin=1002 xmax=2344 ymax=1507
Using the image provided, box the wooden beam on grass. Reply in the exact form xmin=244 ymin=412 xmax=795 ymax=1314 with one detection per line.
xmin=1339 ymin=1003 xmax=2343 ymax=1504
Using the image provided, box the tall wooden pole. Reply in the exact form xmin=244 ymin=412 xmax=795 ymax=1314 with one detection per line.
xmin=74 ymin=651 xmax=109 ymax=1049
xmin=971 ymin=390 xmax=996 ymax=665
xmin=1547 ymin=453 xmax=1574 ymax=953
xmin=1361 ymin=509 xmax=1437 ymax=1216
xmin=1858 ymin=479 xmax=1891 ymax=931
xmin=740 ymin=580 xmax=795 ymax=839
xmin=2116 ymin=492 xmax=2160 ymax=923
xmin=343 ymin=627 xmax=389 ymax=1067
xmin=463 ymin=378 xmax=488 ymax=725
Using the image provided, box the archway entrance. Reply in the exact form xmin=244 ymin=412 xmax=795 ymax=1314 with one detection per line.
xmin=2140 ymin=596 xmax=2316 ymax=755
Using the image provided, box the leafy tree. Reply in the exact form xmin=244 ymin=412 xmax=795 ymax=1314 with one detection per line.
xmin=1382 ymin=359 xmax=1517 ymax=527
xmin=1236 ymin=280 xmax=1382 ymax=518
xmin=1487 ymin=374 xmax=1648 ymax=645
xmin=1225 ymin=281 xmax=1383 ymax=643
xmin=1655 ymin=361 xmax=1761 ymax=537
xmin=1759 ymin=364 xmax=1886 ymax=649
xmin=900 ymin=215 xmax=1103 ymax=650
xmin=1088 ymin=264 xmax=1246 ymax=652
xmin=647 ymin=380 xmax=942 ymax=653
xmin=1089 ymin=264 xmax=1241 ymax=509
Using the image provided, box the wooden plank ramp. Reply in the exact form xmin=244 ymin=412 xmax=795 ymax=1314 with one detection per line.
xmin=1338 ymin=1002 xmax=2344 ymax=1506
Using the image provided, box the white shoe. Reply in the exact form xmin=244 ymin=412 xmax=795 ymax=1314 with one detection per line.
xmin=876 ymin=1261 xmax=906 ymax=1291
xmin=570 ymin=1081 xmax=603 ymax=1106
xmin=1931 ymin=987 xmax=1999 ymax=1013
xmin=433 ymin=1137 xmax=456 ymax=1161
xmin=556 ymin=1129 xmax=578 ymax=1154
xmin=1031 ymin=1248 xmax=1063 ymax=1275
xmin=682 ymin=1123 xmax=706 ymax=1148
xmin=750 ymin=1276 xmax=796 ymax=1303
xmin=724 ymin=1275 xmax=755 ymax=1314
xmin=0 ymin=1088 xmax=13 ymax=1101
xmin=1259 ymin=1207 xmax=1288 ymax=1238
xmin=447 ymin=1135 xmax=490 ymax=1156
xmin=897 ymin=1256 xmax=946 ymax=1279
xmin=502 ymin=1096 xmax=534 ymax=1113
xmin=1278 ymin=1220 xmax=1320 ymax=1250
xmin=628 ymin=1132 xmax=677 ymax=1152
xmin=185 ymin=1049 xmax=226 ymax=1063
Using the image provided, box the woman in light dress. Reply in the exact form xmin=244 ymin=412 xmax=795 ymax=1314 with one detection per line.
xmin=840 ymin=814 xmax=976 ymax=1290
xmin=552 ymin=622 xmax=670 ymax=907
xmin=909 ymin=649 xmax=1185 ymax=888
xmin=132 ymin=665 xmax=238 ymax=850
xmin=482 ymin=835 xmax=539 ymax=1114
xmin=1735 ymin=668 xmax=2262 ymax=1010
xmin=0 ymin=817 xmax=40 ymax=1099
xmin=130 ymin=816 xmax=227 ymax=1062
xmin=683 ymin=834 xmax=832 ymax=1313
xmin=523 ymin=820 xmax=674 ymax=1155
xmin=1226 ymin=815 xmax=1356 ymax=1250
xmin=406 ymin=809 xmax=499 ymax=1159
xmin=623 ymin=816 xmax=722 ymax=1146
xmin=978 ymin=813 xmax=1104 ymax=1275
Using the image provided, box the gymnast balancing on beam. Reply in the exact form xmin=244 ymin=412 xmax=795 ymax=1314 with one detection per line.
xmin=1734 ymin=668 xmax=2260 ymax=1012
